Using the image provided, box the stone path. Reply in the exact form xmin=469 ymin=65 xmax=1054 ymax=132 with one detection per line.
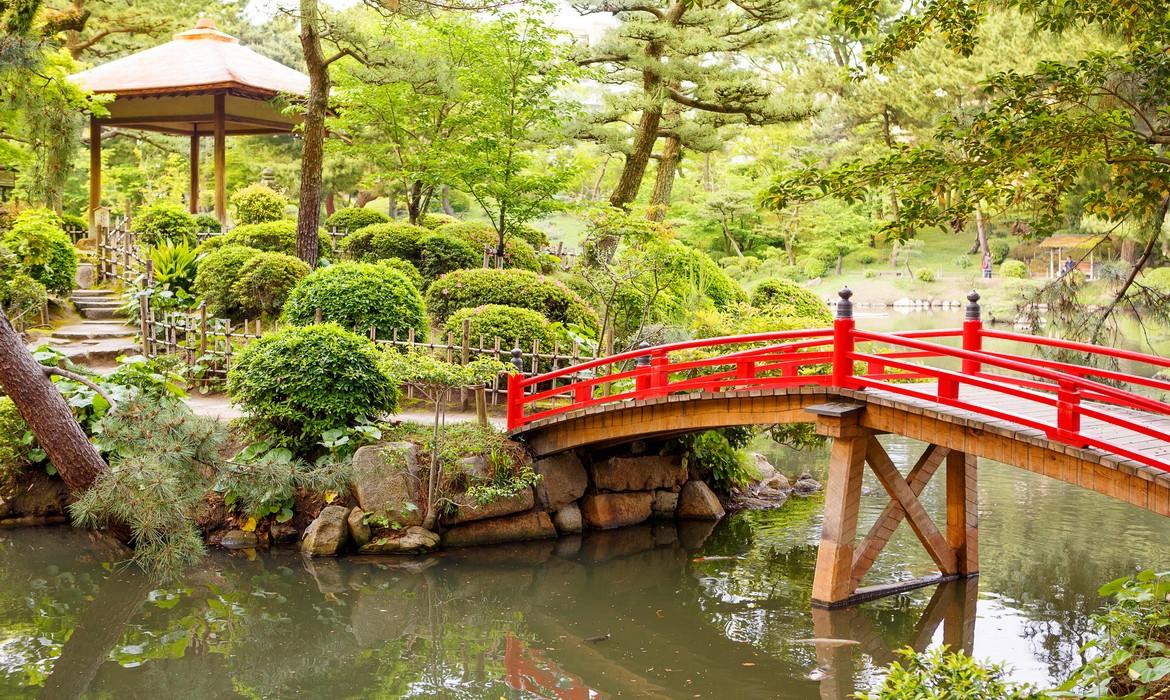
xmin=185 ymin=392 xmax=505 ymax=428
xmin=27 ymin=288 xmax=137 ymax=368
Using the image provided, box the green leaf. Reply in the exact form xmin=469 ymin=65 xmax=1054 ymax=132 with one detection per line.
xmin=276 ymin=507 xmax=294 ymax=523
xmin=27 ymin=448 xmax=46 ymax=462
xmin=1128 ymin=657 xmax=1170 ymax=684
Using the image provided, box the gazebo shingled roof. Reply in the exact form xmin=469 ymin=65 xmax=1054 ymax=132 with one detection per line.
xmin=70 ymin=18 xmax=309 ymax=225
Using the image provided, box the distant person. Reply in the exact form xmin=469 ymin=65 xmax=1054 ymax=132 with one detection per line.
xmin=1062 ymin=256 xmax=1076 ymax=275
xmin=981 ymin=252 xmax=992 ymax=279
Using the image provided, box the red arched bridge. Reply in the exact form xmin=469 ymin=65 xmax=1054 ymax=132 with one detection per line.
xmin=505 ymin=289 xmax=1170 ymax=607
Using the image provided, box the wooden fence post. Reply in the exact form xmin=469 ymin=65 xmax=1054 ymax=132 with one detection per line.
xmin=461 ymin=318 xmax=471 ymax=409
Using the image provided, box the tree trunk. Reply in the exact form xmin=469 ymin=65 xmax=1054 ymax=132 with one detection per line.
xmin=440 ymin=185 xmax=455 ymax=216
xmin=355 ymin=190 xmax=376 ymax=208
xmin=0 ymin=313 xmax=106 ymax=494
xmin=721 ymin=216 xmax=743 ymax=257
xmin=702 ymin=152 xmax=713 ymax=192
xmin=836 ymin=253 xmax=843 ymax=275
xmin=324 ymin=191 xmax=336 ymax=217
xmin=296 ymin=0 xmax=329 ymax=268
xmin=974 ymin=207 xmax=990 ymax=257
xmin=609 ymin=104 xmax=663 ymax=209
xmin=647 ymin=134 xmax=681 ymax=222
xmin=591 ymin=156 xmax=610 ymax=201
xmin=1121 ymin=238 xmax=1137 ymax=264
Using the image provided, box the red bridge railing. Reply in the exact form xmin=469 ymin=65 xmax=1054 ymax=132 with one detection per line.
xmin=505 ymin=288 xmax=1170 ymax=473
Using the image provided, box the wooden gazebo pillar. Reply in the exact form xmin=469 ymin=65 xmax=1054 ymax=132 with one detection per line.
xmin=88 ymin=117 xmax=101 ymax=232
xmin=213 ymin=93 xmax=226 ymax=225
xmin=189 ymin=133 xmax=199 ymax=214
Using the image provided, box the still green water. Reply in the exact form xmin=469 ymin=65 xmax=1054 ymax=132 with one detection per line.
xmin=1 ymin=311 xmax=1168 ymax=699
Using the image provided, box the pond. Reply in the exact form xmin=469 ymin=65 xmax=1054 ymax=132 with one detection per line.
xmin=2 ymin=310 xmax=1168 ymax=699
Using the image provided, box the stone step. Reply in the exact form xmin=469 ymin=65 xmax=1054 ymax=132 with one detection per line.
xmin=70 ymin=289 xmax=119 ymax=298
xmin=79 ymin=307 xmax=126 ymax=321
xmin=27 ymin=338 xmax=140 ymax=366
xmin=73 ymin=300 xmax=123 ymax=311
xmin=47 ymin=323 xmax=135 ymax=341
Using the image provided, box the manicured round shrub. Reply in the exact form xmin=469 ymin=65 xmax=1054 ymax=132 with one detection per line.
xmin=194 ymin=213 xmax=222 ymax=232
xmin=227 ymin=324 xmax=399 ymax=449
xmin=749 ymin=278 xmax=832 ymax=324
xmin=325 ymin=207 xmax=389 ymax=232
xmin=283 ymin=262 xmax=427 ymax=339
xmin=513 ymin=224 xmax=549 ymax=249
xmin=499 ymin=238 xmax=542 ymax=272
xmin=209 ymin=220 xmax=333 ymax=258
xmin=802 ymin=257 xmax=830 ymax=279
xmin=339 ymin=221 xmax=427 ymax=263
xmin=2 ymin=209 xmax=77 ymax=296
xmin=436 ymin=221 xmax=541 ymax=272
xmin=134 ymin=202 xmax=198 ymax=246
xmin=659 ymin=242 xmax=746 ymax=311
xmin=376 ymin=257 xmax=423 ymax=290
xmin=417 ymin=232 xmax=478 ymax=281
xmin=916 ymin=268 xmax=936 ymax=282
xmin=231 ymin=184 xmax=287 ymax=224
xmin=425 ymin=268 xmax=599 ymax=331
xmin=1001 ymin=259 xmax=1028 ymax=279
xmin=989 ymin=238 xmax=1012 ymax=264
xmin=444 ymin=304 xmax=566 ymax=352
xmin=60 ymin=212 xmax=88 ymax=235
xmin=194 ymin=245 xmax=263 ymax=319
xmin=419 ymin=212 xmax=456 ymax=230
xmin=231 ymin=252 xmax=311 ymax=318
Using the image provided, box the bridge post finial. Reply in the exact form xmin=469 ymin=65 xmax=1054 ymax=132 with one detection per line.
xmin=511 ymin=346 xmax=524 ymax=373
xmin=836 ymin=287 xmax=854 ymax=320
xmin=636 ymin=340 xmax=651 ymax=367
xmin=965 ymin=290 xmax=981 ymax=321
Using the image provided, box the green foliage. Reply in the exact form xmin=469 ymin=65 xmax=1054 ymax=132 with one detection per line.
xmin=436 ymin=221 xmax=541 ymax=271
xmin=0 ymin=271 xmax=47 ymax=330
xmin=230 ymin=184 xmax=287 ymax=225
xmin=419 ymin=213 xmax=456 ymax=230
xmin=324 ymin=207 xmax=389 ymax=232
xmin=989 ymin=239 xmax=1012 ymax=264
xmin=1057 ymin=570 xmax=1170 ymax=698
xmin=283 ymin=262 xmax=428 ymax=339
xmin=218 ymin=220 xmax=295 ymax=254
xmin=916 ymin=268 xmax=937 ymax=282
xmin=444 ymin=304 xmax=567 ymax=353
xmin=340 ymin=221 xmax=428 ymax=263
xmin=149 ymin=240 xmax=199 ymax=294
xmin=425 ymin=267 xmax=599 ymax=331
xmin=417 ymin=231 xmax=478 ymax=281
xmin=194 ymin=213 xmax=222 ymax=232
xmin=855 ymin=647 xmax=1037 ymax=700
xmin=70 ymin=396 xmax=226 ymax=578
xmin=59 ymin=212 xmax=87 ymax=233
xmin=1001 ymin=259 xmax=1028 ymax=279
xmin=227 ymin=324 xmax=400 ymax=451
xmin=381 ymin=351 xmax=511 ymax=392
xmin=512 ymin=224 xmax=549 ymax=249
xmin=802 ymin=257 xmax=830 ymax=279
xmin=134 ymin=202 xmax=198 ymax=246
xmin=2 ymin=208 xmax=77 ymax=296
xmin=215 ymin=439 xmax=354 ymax=521
xmin=0 ymin=397 xmax=36 ymax=481
xmin=194 ymin=246 xmax=262 ymax=319
xmin=375 ymin=257 xmax=423 ymax=290
xmin=749 ymin=279 xmax=832 ymax=324
xmin=231 ymin=252 xmax=311 ymax=319
xmin=683 ymin=429 xmax=758 ymax=493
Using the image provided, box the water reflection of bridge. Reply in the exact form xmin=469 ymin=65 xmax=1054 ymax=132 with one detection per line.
xmin=508 ymin=290 xmax=1170 ymax=607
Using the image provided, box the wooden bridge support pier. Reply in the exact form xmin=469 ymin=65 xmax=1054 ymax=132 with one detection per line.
xmin=809 ymin=403 xmax=979 ymax=608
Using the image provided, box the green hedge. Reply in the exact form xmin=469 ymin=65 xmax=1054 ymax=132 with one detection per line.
xmin=231 ymin=184 xmax=287 ymax=224
xmin=134 ymin=202 xmax=198 ymax=246
xmin=418 ymin=212 xmax=456 ymax=230
xmin=749 ymin=279 xmax=831 ymax=324
xmin=194 ymin=213 xmax=222 ymax=232
xmin=283 ymin=262 xmax=428 ymax=340
xmin=198 ymin=220 xmax=332 ymax=258
xmin=1001 ymin=259 xmax=1028 ymax=278
xmin=339 ymin=221 xmax=428 ymax=263
xmin=232 ymin=252 xmax=311 ymax=318
xmin=227 ymin=324 xmax=399 ymax=449
xmin=194 ymin=246 xmax=263 ymax=319
xmin=425 ymin=268 xmax=598 ymax=332
xmin=435 ymin=221 xmax=541 ymax=272
xmin=418 ymin=232 xmax=478 ymax=281
xmin=444 ymin=304 xmax=566 ymax=351
xmin=325 ymin=207 xmax=389 ymax=232
xmin=2 ymin=209 xmax=77 ymax=296
xmin=376 ymin=257 xmax=423 ymax=289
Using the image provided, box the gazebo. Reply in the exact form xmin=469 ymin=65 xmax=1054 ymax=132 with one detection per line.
xmin=1039 ymin=234 xmax=1101 ymax=279
xmin=69 ymin=18 xmax=309 ymax=227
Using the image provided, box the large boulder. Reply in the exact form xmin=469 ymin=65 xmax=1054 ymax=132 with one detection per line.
xmin=579 ymin=491 xmax=653 ymax=530
xmin=348 ymin=507 xmax=372 ymax=548
xmin=589 ymin=455 xmax=686 ymax=492
xmin=533 ymin=452 xmax=588 ymax=509
xmin=441 ymin=511 xmax=556 ymax=547
xmin=301 ymin=505 xmax=351 ymax=556
xmin=676 ymin=481 xmax=725 ymax=520
xmin=220 ymin=529 xmax=259 ymax=549
xmin=359 ymin=526 xmax=440 ymax=554
xmin=440 ymin=488 xmax=534 ymax=526
xmin=552 ymin=502 xmax=583 ymax=534
xmin=750 ymin=453 xmax=778 ymax=482
xmin=351 ymin=442 xmax=423 ymax=527
xmin=650 ymin=490 xmax=679 ymax=519
xmin=793 ymin=473 xmax=823 ymax=496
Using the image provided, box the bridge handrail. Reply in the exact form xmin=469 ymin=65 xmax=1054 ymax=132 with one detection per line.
xmin=980 ymin=328 xmax=1170 ymax=371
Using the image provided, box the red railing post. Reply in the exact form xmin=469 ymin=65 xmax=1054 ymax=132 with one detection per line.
xmin=635 ymin=341 xmax=653 ymax=393
xmin=961 ymin=290 xmax=983 ymax=375
xmin=650 ymin=352 xmax=669 ymax=393
xmin=506 ymin=347 xmax=525 ymax=429
xmin=832 ymin=287 xmax=856 ymax=389
xmin=1057 ymin=379 xmax=1086 ymax=446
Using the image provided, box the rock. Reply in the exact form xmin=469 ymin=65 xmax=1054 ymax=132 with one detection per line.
xmin=441 ymin=488 xmax=534 ymax=526
xmin=300 ymin=505 xmax=351 ymax=557
xmin=454 ymin=454 xmax=491 ymax=480
xmin=303 ymin=557 xmax=347 ymax=595
xmin=351 ymin=442 xmax=423 ymax=527
xmin=650 ymin=489 xmax=679 ymax=519
xmin=270 ymin=523 xmax=299 ymax=544
xmin=765 ymin=473 xmax=791 ymax=491
xmin=793 ymin=473 xmax=823 ymax=496
xmin=578 ymin=491 xmax=653 ymax=530
xmin=441 ymin=511 xmax=556 ymax=548
xmin=359 ymin=526 xmax=440 ymax=554
xmin=220 ymin=529 xmax=259 ymax=549
xmin=74 ymin=263 xmax=95 ymax=289
xmin=552 ymin=502 xmax=583 ymax=534
xmin=750 ymin=453 xmax=778 ymax=482
xmin=677 ymin=520 xmax=717 ymax=549
xmin=676 ymin=481 xmax=725 ymax=520
xmin=348 ymin=508 xmax=371 ymax=548
xmin=533 ymin=452 xmax=588 ymax=509
xmin=589 ymin=455 xmax=687 ymax=492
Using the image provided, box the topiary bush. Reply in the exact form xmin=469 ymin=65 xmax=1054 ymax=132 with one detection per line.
xmin=989 ymin=238 xmax=1012 ymax=264
xmin=802 ymin=256 xmax=830 ymax=279
xmin=227 ymin=324 xmax=399 ymax=450
xmin=376 ymin=257 xmax=423 ymax=289
xmin=231 ymin=184 xmax=287 ymax=224
xmin=435 ymin=221 xmax=541 ymax=272
xmin=339 ymin=221 xmax=427 ymax=263
xmin=194 ymin=245 xmax=263 ymax=319
xmin=232 ymin=252 xmax=311 ymax=319
xmin=444 ymin=304 xmax=567 ymax=353
xmin=417 ymin=231 xmax=478 ymax=281
xmin=1001 ymin=259 xmax=1028 ymax=279
xmin=2 ymin=208 xmax=77 ymax=296
xmin=283 ymin=262 xmax=428 ymax=339
xmin=916 ymin=268 xmax=936 ymax=282
xmin=426 ymin=267 xmax=599 ymax=332
xmin=418 ymin=212 xmax=456 ymax=230
xmin=748 ymin=278 xmax=831 ymax=324
xmin=60 ymin=212 xmax=88 ymax=235
xmin=134 ymin=202 xmax=198 ymax=246
xmin=194 ymin=213 xmax=222 ymax=232
xmin=324 ymin=207 xmax=389 ymax=232
xmin=207 ymin=220 xmax=332 ymax=258
xmin=513 ymin=224 xmax=549 ymax=249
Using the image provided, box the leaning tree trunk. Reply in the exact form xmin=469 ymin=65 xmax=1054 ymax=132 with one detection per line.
xmin=296 ymin=0 xmax=330 ymax=268
xmin=440 ymin=185 xmax=455 ymax=215
xmin=647 ymin=134 xmax=682 ymax=222
xmin=0 ymin=312 xmax=106 ymax=494
xmin=609 ymin=103 xmax=663 ymax=209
